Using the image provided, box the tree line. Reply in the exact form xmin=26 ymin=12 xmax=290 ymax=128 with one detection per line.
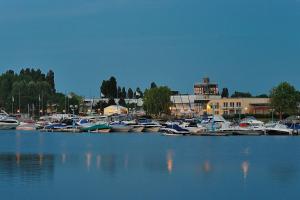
xmin=0 ymin=68 xmax=81 ymax=115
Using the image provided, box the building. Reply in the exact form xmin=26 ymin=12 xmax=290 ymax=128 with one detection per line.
xmin=207 ymin=98 xmax=270 ymax=115
xmin=194 ymin=77 xmax=219 ymax=96
xmin=171 ymin=77 xmax=271 ymax=117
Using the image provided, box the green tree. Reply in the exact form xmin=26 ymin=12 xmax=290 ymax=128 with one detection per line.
xmin=121 ymin=87 xmax=126 ymax=98
xmin=143 ymin=86 xmax=172 ymax=116
xmin=135 ymin=87 xmax=143 ymax=98
xmin=118 ymin=98 xmax=126 ymax=107
xmin=128 ymin=88 xmax=134 ymax=99
xmin=221 ymin=88 xmax=229 ymax=98
xmin=270 ymin=82 xmax=299 ymax=119
xmin=150 ymin=82 xmax=157 ymax=89
xmin=231 ymin=91 xmax=252 ymax=98
xmin=46 ymin=70 xmax=56 ymax=93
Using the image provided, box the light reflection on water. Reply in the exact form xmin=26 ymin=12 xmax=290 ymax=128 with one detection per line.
xmin=0 ymin=132 xmax=300 ymax=200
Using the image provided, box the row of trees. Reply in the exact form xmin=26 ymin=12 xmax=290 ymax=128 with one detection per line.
xmin=0 ymin=68 xmax=81 ymax=115
xmin=221 ymin=88 xmax=268 ymax=98
xmin=100 ymin=76 xmax=143 ymax=99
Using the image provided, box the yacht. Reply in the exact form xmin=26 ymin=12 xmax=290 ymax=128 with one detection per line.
xmin=0 ymin=110 xmax=19 ymax=130
xmin=161 ymin=123 xmax=190 ymax=136
xmin=138 ymin=118 xmax=162 ymax=133
xmin=110 ymin=121 xmax=132 ymax=132
xmin=265 ymin=123 xmax=293 ymax=135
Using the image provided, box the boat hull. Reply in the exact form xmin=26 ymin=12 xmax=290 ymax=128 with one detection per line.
xmin=130 ymin=126 xmax=144 ymax=133
xmin=111 ymin=126 xmax=132 ymax=133
xmin=143 ymin=126 xmax=161 ymax=133
xmin=0 ymin=123 xmax=19 ymax=130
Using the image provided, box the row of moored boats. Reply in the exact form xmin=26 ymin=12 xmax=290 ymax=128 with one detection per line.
xmin=1 ymin=110 xmax=300 ymax=136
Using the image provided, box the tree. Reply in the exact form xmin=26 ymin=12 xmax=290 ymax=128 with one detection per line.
xmin=150 ymin=82 xmax=157 ymax=89
xmin=128 ymin=88 xmax=134 ymax=99
xmin=231 ymin=91 xmax=252 ymax=98
xmin=256 ymin=94 xmax=269 ymax=98
xmin=135 ymin=87 xmax=143 ymax=98
xmin=108 ymin=98 xmax=116 ymax=106
xmin=221 ymin=88 xmax=229 ymax=98
xmin=117 ymin=86 xmax=122 ymax=98
xmin=270 ymin=82 xmax=299 ymax=119
xmin=46 ymin=70 xmax=56 ymax=93
xmin=118 ymin=98 xmax=126 ymax=107
xmin=143 ymin=86 xmax=172 ymax=116
xmin=100 ymin=76 xmax=118 ymax=98
xmin=121 ymin=87 xmax=127 ymax=98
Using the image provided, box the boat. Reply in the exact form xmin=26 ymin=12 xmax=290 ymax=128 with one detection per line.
xmin=130 ymin=125 xmax=145 ymax=133
xmin=110 ymin=122 xmax=132 ymax=132
xmin=122 ymin=120 xmax=145 ymax=133
xmin=161 ymin=124 xmax=190 ymax=136
xmin=81 ymin=123 xmax=111 ymax=132
xmin=239 ymin=117 xmax=264 ymax=128
xmin=0 ymin=110 xmax=19 ymax=130
xmin=265 ymin=123 xmax=294 ymax=135
xmin=180 ymin=121 xmax=207 ymax=135
xmin=138 ymin=118 xmax=162 ymax=133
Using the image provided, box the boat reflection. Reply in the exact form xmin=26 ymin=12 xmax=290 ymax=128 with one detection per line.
xmin=0 ymin=153 xmax=55 ymax=183
xmin=241 ymin=161 xmax=250 ymax=180
xmin=203 ymin=160 xmax=212 ymax=173
xmin=166 ymin=150 xmax=174 ymax=174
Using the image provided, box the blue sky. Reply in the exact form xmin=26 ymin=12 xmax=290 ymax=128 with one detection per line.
xmin=0 ymin=0 xmax=299 ymax=97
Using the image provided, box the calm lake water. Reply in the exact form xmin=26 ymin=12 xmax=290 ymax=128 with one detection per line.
xmin=0 ymin=131 xmax=300 ymax=200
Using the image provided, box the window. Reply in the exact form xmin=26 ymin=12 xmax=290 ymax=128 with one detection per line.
xmin=230 ymin=102 xmax=235 ymax=107
xmin=224 ymin=102 xmax=228 ymax=108
xmin=236 ymin=102 xmax=241 ymax=107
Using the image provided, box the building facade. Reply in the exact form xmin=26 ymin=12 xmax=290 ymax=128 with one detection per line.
xmin=206 ymin=98 xmax=270 ymax=115
xmin=171 ymin=77 xmax=271 ymax=117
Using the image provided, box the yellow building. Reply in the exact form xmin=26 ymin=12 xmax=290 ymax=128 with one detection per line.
xmin=207 ymin=98 xmax=270 ymax=115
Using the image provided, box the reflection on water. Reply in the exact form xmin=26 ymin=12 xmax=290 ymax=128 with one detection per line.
xmin=241 ymin=161 xmax=250 ymax=180
xmin=0 ymin=153 xmax=55 ymax=183
xmin=203 ymin=160 xmax=212 ymax=173
xmin=166 ymin=150 xmax=174 ymax=174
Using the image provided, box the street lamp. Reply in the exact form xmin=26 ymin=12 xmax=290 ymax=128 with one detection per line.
xmin=70 ymin=105 xmax=78 ymax=129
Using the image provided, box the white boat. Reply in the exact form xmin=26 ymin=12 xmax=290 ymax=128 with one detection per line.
xmin=110 ymin=122 xmax=132 ymax=132
xmin=265 ymin=123 xmax=293 ymax=135
xmin=138 ymin=119 xmax=161 ymax=133
xmin=130 ymin=125 xmax=144 ymax=133
xmin=122 ymin=120 xmax=145 ymax=133
xmin=161 ymin=124 xmax=190 ymax=136
xmin=0 ymin=111 xmax=19 ymax=130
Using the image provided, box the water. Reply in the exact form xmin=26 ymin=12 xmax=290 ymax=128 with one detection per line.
xmin=0 ymin=131 xmax=300 ymax=200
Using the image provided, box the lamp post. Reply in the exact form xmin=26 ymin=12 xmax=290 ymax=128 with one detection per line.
xmin=271 ymin=108 xmax=275 ymax=123
xmin=70 ymin=105 xmax=78 ymax=129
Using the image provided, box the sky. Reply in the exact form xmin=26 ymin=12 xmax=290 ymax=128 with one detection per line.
xmin=0 ymin=0 xmax=299 ymax=97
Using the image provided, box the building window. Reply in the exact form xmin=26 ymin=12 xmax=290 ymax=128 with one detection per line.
xmin=230 ymin=102 xmax=235 ymax=107
xmin=224 ymin=102 xmax=228 ymax=108
xmin=236 ymin=102 xmax=241 ymax=107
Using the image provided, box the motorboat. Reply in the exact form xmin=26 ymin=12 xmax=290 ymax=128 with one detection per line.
xmin=138 ymin=118 xmax=162 ymax=133
xmin=110 ymin=121 xmax=132 ymax=132
xmin=122 ymin=120 xmax=145 ymax=133
xmin=180 ymin=121 xmax=207 ymax=135
xmin=0 ymin=110 xmax=19 ymax=130
xmin=239 ymin=117 xmax=264 ymax=128
xmin=265 ymin=123 xmax=294 ymax=135
xmin=161 ymin=124 xmax=190 ymax=136
xmin=77 ymin=118 xmax=111 ymax=133
xmin=16 ymin=120 xmax=37 ymax=131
